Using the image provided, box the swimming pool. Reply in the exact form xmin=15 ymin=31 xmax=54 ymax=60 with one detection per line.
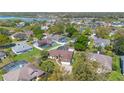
xmin=2 ymin=60 xmax=28 ymax=72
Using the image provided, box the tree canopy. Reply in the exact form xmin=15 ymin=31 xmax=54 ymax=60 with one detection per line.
xmin=40 ymin=61 xmax=55 ymax=74
xmin=114 ymin=37 xmax=124 ymax=55
xmin=40 ymin=50 xmax=49 ymax=61
xmin=0 ymin=34 xmax=12 ymax=46
xmin=65 ymin=24 xmax=78 ymax=37
xmin=74 ymin=35 xmax=89 ymax=51
xmin=72 ymin=52 xmax=105 ymax=80
xmin=48 ymin=23 xmax=65 ymax=34
xmin=96 ymin=26 xmax=111 ymax=39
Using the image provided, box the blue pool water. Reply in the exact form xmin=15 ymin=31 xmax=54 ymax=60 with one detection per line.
xmin=2 ymin=60 xmax=28 ymax=72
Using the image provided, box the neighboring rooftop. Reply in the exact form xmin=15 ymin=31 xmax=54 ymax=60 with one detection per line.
xmin=2 ymin=60 xmax=28 ymax=72
xmin=0 ymin=51 xmax=6 ymax=59
xmin=88 ymin=53 xmax=112 ymax=72
xmin=12 ymin=42 xmax=32 ymax=54
xmin=93 ymin=36 xmax=110 ymax=47
xmin=3 ymin=62 xmax=45 ymax=81
xmin=37 ymin=38 xmax=52 ymax=46
xmin=12 ymin=32 xmax=27 ymax=40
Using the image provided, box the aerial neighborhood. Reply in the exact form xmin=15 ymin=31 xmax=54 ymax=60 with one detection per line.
xmin=1 ymin=12 xmax=124 ymax=81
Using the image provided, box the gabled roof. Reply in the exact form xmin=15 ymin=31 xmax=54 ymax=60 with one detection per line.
xmin=13 ymin=32 xmax=27 ymax=39
xmin=88 ymin=53 xmax=112 ymax=71
xmin=3 ymin=63 xmax=45 ymax=81
xmin=38 ymin=38 xmax=51 ymax=46
xmin=49 ymin=50 xmax=73 ymax=62
xmin=93 ymin=36 xmax=110 ymax=47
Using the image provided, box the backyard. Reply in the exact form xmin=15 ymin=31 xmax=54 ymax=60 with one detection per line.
xmin=12 ymin=48 xmax=41 ymax=63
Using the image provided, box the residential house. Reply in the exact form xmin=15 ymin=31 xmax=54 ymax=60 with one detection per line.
xmin=88 ymin=53 xmax=112 ymax=73
xmin=2 ymin=62 xmax=45 ymax=81
xmin=37 ymin=38 xmax=52 ymax=47
xmin=11 ymin=32 xmax=27 ymax=41
xmin=41 ymin=23 xmax=49 ymax=30
xmin=93 ymin=36 xmax=110 ymax=48
xmin=24 ymin=30 xmax=33 ymax=37
xmin=16 ymin=22 xmax=25 ymax=28
xmin=48 ymin=50 xmax=73 ymax=65
xmin=112 ymin=22 xmax=124 ymax=27
xmin=12 ymin=42 xmax=32 ymax=54
xmin=0 ymin=51 xmax=6 ymax=61
xmin=50 ymin=35 xmax=68 ymax=44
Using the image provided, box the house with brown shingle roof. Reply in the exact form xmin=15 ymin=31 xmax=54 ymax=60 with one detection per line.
xmin=48 ymin=50 xmax=73 ymax=65
xmin=37 ymin=38 xmax=52 ymax=47
xmin=2 ymin=63 xmax=45 ymax=81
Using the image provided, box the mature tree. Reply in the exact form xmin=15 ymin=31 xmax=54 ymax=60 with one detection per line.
xmin=65 ymin=24 xmax=78 ymax=37
xmin=114 ymin=37 xmax=124 ymax=55
xmin=74 ymin=35 xmax=89 ymax=51
xmin=40 ymin=50 xmax=49 ymax=61
xmin=40 ymin=61 xmax=55 ymax=74
xmin=47 ymin=65 xmax=64 ymax=80
xmin=0 ymin=28 xmax=10 ymax=36
xmin=82 ymin=27 xmax=92 ymax=36
xmin=0 ymin=70 xmax=5 ymax=81
xmin=72 ymin=52 xmax=105 ymax=80
xmin=32 ymin=25 xmax=44 ymax=39
xmin=114 ymin=29 xmax=124 ymax=40
xmin=0 ymin=34 xmax=12 ymax=46
xmin=26 ymin=23 xmax=43 ymax=39
xmin=47 ymin=64 xmax=72 ymax=81
xmin=96 ymin=26 xmax=111 ymax=39
xmin=48 ymin=23 xmax=65 ymax=34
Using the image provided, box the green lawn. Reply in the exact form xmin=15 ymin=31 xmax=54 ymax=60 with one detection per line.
xmin=112 ymin=55 xmax=121 ymax=72
xmin=108 ymin=71 xmax=124 ymax=81
xmin=107 ymin=55 xmax=124 ymax=80
xmin=12 ymin=48 xmax=41 ymax=62
xmin=0 ymin=26 xmax=16 ymax=31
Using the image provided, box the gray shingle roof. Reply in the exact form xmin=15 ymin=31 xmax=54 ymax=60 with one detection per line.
xmin=0 ymin=51 xmax=6 ymax=58
xmin=93 ymin=36 xmax=110 ymax=47
xmin=12 ymin=42 xmax=32 ymax=54
xmin=88 ymin=53 xmax=112 ymax=71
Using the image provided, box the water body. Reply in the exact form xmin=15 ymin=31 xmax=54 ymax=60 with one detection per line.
xmin=0 ymin=16 xmax=49 ymax=22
